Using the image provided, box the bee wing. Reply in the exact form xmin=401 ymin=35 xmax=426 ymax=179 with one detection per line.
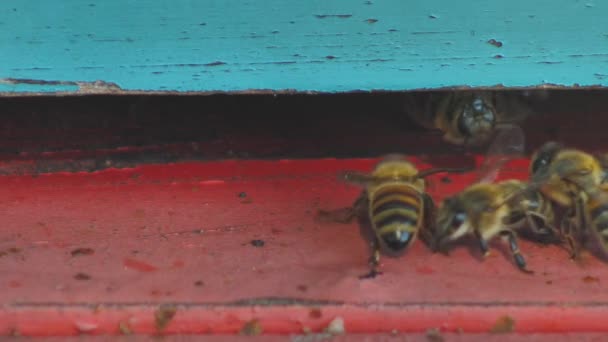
xmin=417 ymin=167 xmax=474 ymax=178
xmin=339 ymin=170 xmax=376 ymax=186
xmin=494 ymin=91 xmax=539 ymax=124
xmin=340 ymin=171 xmax=406 ymax=185
xmin=403 ymin=91 xmax=438 ymax=130
xmin=476 ymin=123 xmax=525 ymax=184
xmin=340 ymin=170 xmax=423 ymax=185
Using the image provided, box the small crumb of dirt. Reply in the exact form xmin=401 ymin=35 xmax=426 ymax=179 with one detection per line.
xmin=118 ymin=321 xmax=132 ymax=335
xmin=71 ymin=248 xmax=95 ymax=257
xmin=134 ymin=209 xmax=146 ymax=218
xmin=154 ymin=305 xmax=177 ymax=331
xmin=583 ymin=275 xmax=600 ymax=283
xmin=0 ymin=248 xmax=19 ymax=257
xmin=494 ymin=54 xmax=504 ymax=59
xmin=240 ymin=319 xmax=263 ymax=336
xmin=365 ymin=18 xmax=378 ymax=24
xmin=426 ymin=327 xmax=444 ymax=342
xmin=326 ymin=55 xmax=336 ymax=60
xmin=297 ymin=284 xmax=308 ymax=292
xmin=194 ymin=280 xmax=204 ymax=287
xmin=238 ymin=192 xmax=247 ymax=198
xmin=74 ymin=273 xmax=91 ymax=280
xmin=429 ymin=14 xmax=438 ymax=19
xmin=325 ymin=317 xmax=345 ymax=335
xmin=487 ymin=38 xmax=503 ymax=47
xmin=251 ymin=239 xmax=265 ymax=247
xmin=490 ymin=315 xmax=515 ymax=333
xmin=309 ymin=308 xmax=322 ymax=319
xmin=546 ymin=280 xmax=553 ymax=285
xmin=440 ymin=176 xmax=452 ymax=183
xmin=9 ymin=328 xmax=20 ymax=337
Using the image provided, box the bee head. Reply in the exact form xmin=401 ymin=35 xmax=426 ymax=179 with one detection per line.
xmin=530 ymin=141 xmax=564 ymax=175
xmin=434 ymin=196 xmax=469 ymax=252
xmin=456 ymin=96 xmax=496 ymax=146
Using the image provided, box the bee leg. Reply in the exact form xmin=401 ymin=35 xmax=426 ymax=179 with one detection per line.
xmin=317 ymin=191 xmax=368 ymax=224
xmin=565 ymin=235 xmax=581 ymax=260
xmin=560 ymin=208 xmax=582 ymax=260
xmin=473 ymin=229 xmax=490 ymax=257
xmin=525 ymin=212 xmax=560 ymax=244
xmin=421 ymin=193 xmax=437 ymax=251
xmin=574 ymin=195 xmax=589 ymax=246
xmin=564 ymin=194 xmax=587 ymax=261
xmin=525 ymin=212 xmax=552 ymax=236
xmin=500 ymin=229 xmax=534 ymax=274
xmin=360 ymin=238 xmax=382 ymax=279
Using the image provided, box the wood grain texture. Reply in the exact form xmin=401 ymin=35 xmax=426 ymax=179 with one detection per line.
xmin=1 ymin=0 xmax=607 ymax=93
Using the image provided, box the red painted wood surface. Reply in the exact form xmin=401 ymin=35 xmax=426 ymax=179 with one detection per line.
xmin=1 ymin=157 xmax=608 ymax=337
xmin=11 ymin=334 xmax=608 ymax=341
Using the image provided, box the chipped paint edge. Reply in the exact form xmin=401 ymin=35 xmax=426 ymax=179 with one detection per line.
xmin=0 ymin=78 xmax=606 ymax=97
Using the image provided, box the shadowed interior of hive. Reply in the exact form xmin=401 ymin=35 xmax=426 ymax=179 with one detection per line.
xmin=0 ymin=89 xmax=605 ymax=174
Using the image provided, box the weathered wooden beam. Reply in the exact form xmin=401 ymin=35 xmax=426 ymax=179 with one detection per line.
xmin=1 ymin=0 xmax=607 ymax=94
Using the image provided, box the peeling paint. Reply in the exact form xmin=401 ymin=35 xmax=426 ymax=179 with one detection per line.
xmin=0 ymin=78 xmax=122 ymax=94
xmin=314 ymin=14 xmax=352 ymax=19
xmin=1 ymin=0 xmax=607 ymax=93
xmin=203 ymin=61 xmax=227 ymax=67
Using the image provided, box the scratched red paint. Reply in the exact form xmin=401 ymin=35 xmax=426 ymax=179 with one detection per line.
xmin=415 ymin=266 xmax=435 ymax=275
xmin=123 ymin=258 xmax=158 ymax=272
xmin=0 ymin=157 xmax=608 ymax=337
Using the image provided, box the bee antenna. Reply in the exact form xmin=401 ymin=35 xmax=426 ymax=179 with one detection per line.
xmin=417 ymin=167 xmax=474 ymax=179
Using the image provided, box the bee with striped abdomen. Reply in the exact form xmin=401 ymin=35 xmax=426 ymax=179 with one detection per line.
xmin=528 ymin=142 xmax=606 ymax=258
xmin=405 ymin=91 xmax=535 ymax=147
xmin=339 ymin=155 xmax=466 ymax=278
xmin=557 ymin=183 xmax=608 ymax=260
xmin=433 ymin=125 xmax=543 ymax=273
xmin=581 ymin=183 xmax=608 ymax=256
xmin=434 ymin=180 xmax=537 ymax=273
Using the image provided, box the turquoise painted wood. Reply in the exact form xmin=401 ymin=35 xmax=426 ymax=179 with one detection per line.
xmin=1 ymin=0 xmax=607 ymax=93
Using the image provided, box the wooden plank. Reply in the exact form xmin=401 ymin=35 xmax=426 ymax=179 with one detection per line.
xmin=2 ymin=158 xmax=608 ymax=336
xmin=1 ymin=0 xmax=607 ymax=94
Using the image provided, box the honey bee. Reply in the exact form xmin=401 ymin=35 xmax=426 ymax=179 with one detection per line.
xmin=528 ymin=142 xmax=607 ymax=258
xmin=337 ymin=155 xmax=467 ymax=278
xmin=433 ymin=125 xmax=543 ymax=273
xmin=405 ymin=91 xmax=535 ymax=147
xmin=580 ymin=183 xmax=608 ymax=255
xmin=529 ymin=142 xmax=604 ymax=208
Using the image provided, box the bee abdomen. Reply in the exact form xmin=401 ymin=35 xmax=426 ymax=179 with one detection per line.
xmin=370 ymin=185 xmax=421 ymax=251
